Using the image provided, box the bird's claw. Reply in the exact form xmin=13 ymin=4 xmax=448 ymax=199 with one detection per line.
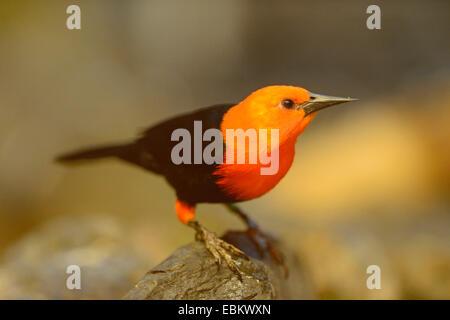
xmin=224 ymin=204 xmax=288 ymax=276
xmin=192 ymin=222 xmax=248 ymax=281
xmin=246 ymin=227 xmax=289 ymax=277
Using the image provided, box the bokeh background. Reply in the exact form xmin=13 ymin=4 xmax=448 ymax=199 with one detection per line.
xmin=0 ymin=0 xmax=449 ymax=299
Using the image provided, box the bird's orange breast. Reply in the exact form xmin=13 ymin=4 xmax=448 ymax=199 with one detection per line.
xmin=212 ymin=97 xmax=315 ymax=201
xmin=213 ymin=138 xmax=297 ymax=201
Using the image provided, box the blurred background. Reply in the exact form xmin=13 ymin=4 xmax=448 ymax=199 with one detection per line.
xmin=0 ymin=0 xmax=449 ymax=299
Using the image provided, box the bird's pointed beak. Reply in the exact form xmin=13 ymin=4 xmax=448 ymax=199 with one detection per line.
xmin=300 ymin=92 xmax=358 ymax=115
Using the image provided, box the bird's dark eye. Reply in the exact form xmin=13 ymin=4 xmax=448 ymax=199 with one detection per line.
xmin=281 ymin=99 xmax=295 ymax=109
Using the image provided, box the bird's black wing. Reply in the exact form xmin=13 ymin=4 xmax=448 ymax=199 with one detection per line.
xmin=131 ymin=104 xmax=236 ymax=204
xmin=57 ymin=103 xmax=236 ymax=204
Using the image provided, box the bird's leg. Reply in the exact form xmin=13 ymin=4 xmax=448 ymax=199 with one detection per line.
xmin=225 ymin=203 xmax=288 ymax=275
xmin=187 ymin=220 xmax=248 ymax=280
xmin=226 ymin=203 xmax=259 ymax=229
xmin=175 ymin=200 xmax=248 ymax=280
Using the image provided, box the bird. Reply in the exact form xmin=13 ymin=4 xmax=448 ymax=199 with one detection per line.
xmin=56 ymin=85 xmax=357 ymax=278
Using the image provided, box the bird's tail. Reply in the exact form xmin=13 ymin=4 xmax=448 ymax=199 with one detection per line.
xmin=55 ymin=143 xmax=133 ymax=164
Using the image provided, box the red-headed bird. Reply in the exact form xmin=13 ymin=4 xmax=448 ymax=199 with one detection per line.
xmin=56 ymin=86 xmax=357 ymax=277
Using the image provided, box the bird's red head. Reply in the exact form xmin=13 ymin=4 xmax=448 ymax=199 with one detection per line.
xmin=221 ymin=85 xmax=357 ymax=143
xmin=215 ymin=85 xmax=357 ymax=201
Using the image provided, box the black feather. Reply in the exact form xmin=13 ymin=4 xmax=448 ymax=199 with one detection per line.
xmin=56 ymin=103 xmax=236 ymax=204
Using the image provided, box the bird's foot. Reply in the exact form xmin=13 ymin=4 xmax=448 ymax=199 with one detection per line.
xmin=245 ymin=227 xmax=289 ymax=277
xmin=188 ymin=221 xmax=249 ymax=280
xmin=225 ymin=204 xmax=288 ymax=276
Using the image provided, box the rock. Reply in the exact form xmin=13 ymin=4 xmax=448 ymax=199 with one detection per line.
xmin=124 ymin=230 xmax=314 ymax=300
xmin=0 ymin=215 xmax=148 ymax=299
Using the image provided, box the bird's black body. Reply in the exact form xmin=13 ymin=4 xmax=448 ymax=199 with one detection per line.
xmin=57 ymin=104 xmax=236 ymax=205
